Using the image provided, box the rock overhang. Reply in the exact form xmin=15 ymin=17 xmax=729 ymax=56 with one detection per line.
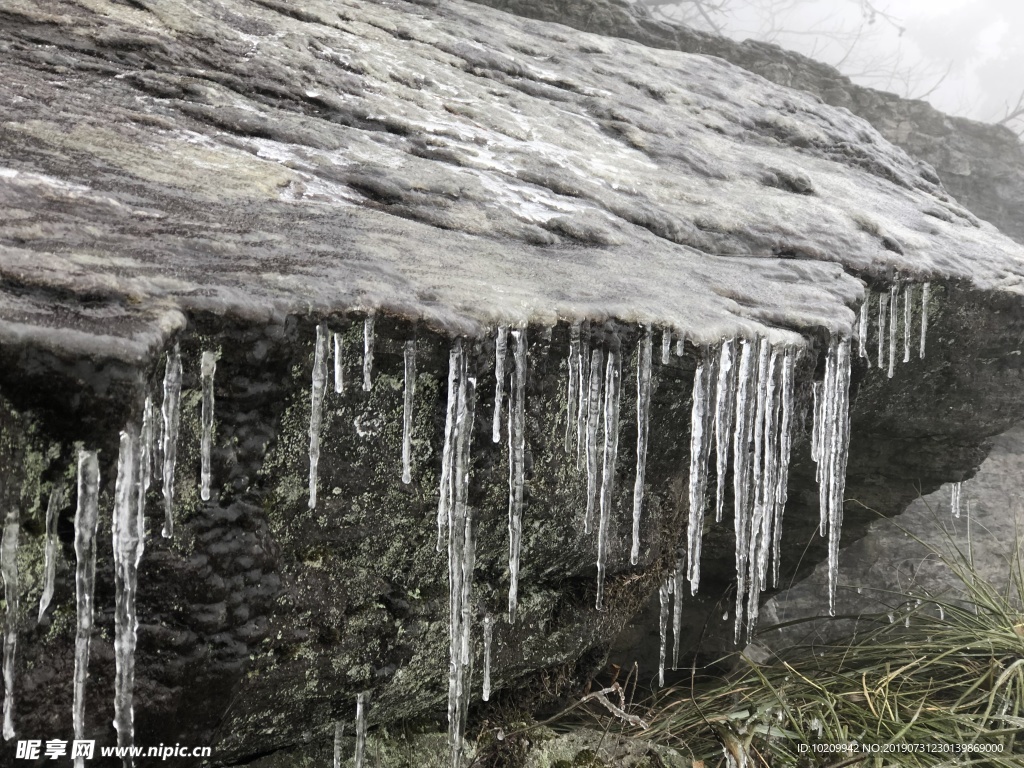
xmin=2 ymin=0 xmax=1023 ymax=361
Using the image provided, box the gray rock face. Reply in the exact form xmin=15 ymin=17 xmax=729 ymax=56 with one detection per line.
xmin=1 ymin=0 xmax=1024 ymax=766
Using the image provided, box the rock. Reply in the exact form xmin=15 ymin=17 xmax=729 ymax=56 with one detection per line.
xmin=2 ymin=0 xmax=1024 ymax=765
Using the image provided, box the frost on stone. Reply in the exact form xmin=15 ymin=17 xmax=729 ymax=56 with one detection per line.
xmin=595 ymin=343 xmax=621 ymax=611
xmin=631 ymin=325 xmax=652 ymax=566
xmin=507 ymin=328 xmax=526 ymax=623
xmin=200 ymin=350 xmax=217 ymax=502
xmin=160 ymin=345 xmax=182 ymax=538
xmin=38 ymin=485 xmax=64 ymax=622
xmin=402 ymin=339 xmax=417 ymax=485
xmin=2 ymin=507 xmax=18 ymax=741
xmin=309 ymin=323 xmax=330 ymax=509
xmin=73 ymin=450 xmax=101 ymax=767
xmin=363 ymin=316 xmax=375 ymax=392
xmin=492 ymin=326 xmax=508 ymax=444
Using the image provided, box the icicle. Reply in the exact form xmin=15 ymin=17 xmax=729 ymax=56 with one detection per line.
xmin=445 ymin=346 xmax=477 ymax=768
xmin=354 ymin=692 xmax=368 ymax=768
xmin=309 ymin=325 xmax=329 ymax=509
xmin=402 ymin=340 xmax=417 ymax=485
xmin=200 ymin=350 xmax=217 ymax=502
xmin=671 ymin=566 xmax=684 ymax=669
xmin=1 ymin=507 xmax=18 ymax=740
xmin=565 ymin=323 xmax=580 ymax=454
xmin=595 ymin=346 xmax=622 ymax=611
xmin=333 ymin=332 xmax=344 ymax=394
xmin=920 ymin=282 xmax=930 ymax=358
xmin=903 ymin=285 xmax=911 ymax=363
xmin=938 ymin=604 xmax=945 ymax=620
xmin=814 ymin=337 xmax=853 ymax=616
xmin=73 ymin=451 xmax=100 ymax=767
xmin=576 ymin=322 xmax=591 ymax=471
xmin=713 ymin=340 xmax=737 ymax=524
xmin=482 ymin=615 xmax=493 ymax=701
xmin=584 ymin=348 xmax=604 ymax=534
xmin=877 ymin=289 xmax=888 ymax=371
xmin=731 ymin=339 xmax=757 ymax=645
xmin=362 ymin=317 xmax=375 ymax=392
xmin=508 ymin=328 xmax=526 ymax=623
xmin=771 ymin=348 xmax=797 ymax=589
xmin=113 ymin=428 xmax=143 ymax=759
xmin=661 ymin=328 xmax=671 ymax=364
xmin=951 ymin=481 xmax=962 ymax=519
xmin=333 ymin=722 xmax=345 ymax=768
xmin=38 ymin=486 xmax=64 ymax=622
xmin=657 ymin=578 xmax=670 ymax=688
xmin=492 ymin=326 xmax=508 ymax=444
xmin=675 ymin=337 xmax=685 ymax=356
xmin=858 ymin=291 xmax=870 ymax=361
xmin=686 ymin=347 xmax=716 ymax=594
xmin=160 ymin=346 xmax=182 ymax=538
xmin=437 ymin=345 xmax=461 ymax=553
xmin=631 ymin=326 xmax=653 ymax=565
xmin=887 ymin=284 xmax=898 ymax=378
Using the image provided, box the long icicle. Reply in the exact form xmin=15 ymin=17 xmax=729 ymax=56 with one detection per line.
xmin=73 ymin=451 xmax=100 ymax=768
xmin=920 ymin=282 xmax=930 ymax=358
xmin=362 ymin=316 xmax=375 ymax=392
xmin=333 ymin=331 xmax=344 ymax=394
xmin=508 ymin=328 xmax=527 ymax=623
xmin=565 ymin=323 xmax=580 ymax=454
xmin=112 ymin=427 xmax=142 ymax=762
xmin=821 ymin=337 xmax=853 ymax=615
xmin=482 ymin=615 xmax=494 ymax=701
xmin=731 ymin=339 xmax=757 ymax=644
xmin=686 ymin=347 xmax=716 ymax=594
xmin=877 ymin=289 xmax=888 ymax=371
xmin=631 ymin=326 xmax=653 ymax=565
xmin=1 ymin=507 xmax=18 ymax=740
xmin=437 ymin=344 xmax=461 ymax=552
xmin=309 ymin=324 xmax=329 ymax=509
xmin=584 ymin=347 xmax=604 ymax=534
xmin=160 ymin=345 xmax=182 ymax=538
xmin=713 ymin=340 xmax=737 ymax=524
xmin=200 ymin=350 xmax=217 ymax=502
xmin=658 ymin=577 xmax=671 ymax=688
xmin=402 ymin=340 xmax=417 ymax=484
xmin=576 ymin=322 xmax=591 ymax=470
xmin=354 ymin=692 xmax=368 ymax=768
xmin=858 ymin=290 xmax=870 ymax=362
xmin=492 ymin=327 xmax=508 ymax=444
xmin=595 ymin=344 xmax=621 ymax=610
xmin=38 ymin=485 xmax=64 ymax=622
xmin=888 ymin=284 xmax=898 ymax=378
xmin=903 ymin=285 xmax=911 ymax=363
xmin=333 ymin=722 xmax=345 ymax=768
xmin=771 ymin=348 xmax=797 ymax=589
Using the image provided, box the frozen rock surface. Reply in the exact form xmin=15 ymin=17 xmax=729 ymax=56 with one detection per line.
xmin=2 ymin=0 xmax=1024 ymax=766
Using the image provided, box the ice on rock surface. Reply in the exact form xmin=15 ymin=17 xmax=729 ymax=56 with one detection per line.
xmin=631 ymin=326 xmax=653 ymax=565
xmin=308 ymin=324 xmax=329 ymax=509
xmin=200 ymin=350 xmax=217 ymax=502
xmin=493 ymin=326 xmax=508 ymax=444
xmin=362 ymin=316 xmax=375 ymax=392
xmin=482 ymin=614 xmax=493 ymax=701
xmin=565 ymin=323 xmax=580 ymax=454
xmin=595 ymin=345 xmax=621 ymax=611
xmin=584 ymin=347 xmax=604 ymax=535
xmin=112 ymin=428 xmax=144 ymax=760
xmin=160 ymin=345 xmax=182 ymax=538
xmin=1 ymin=507 xmax=18 ymax=740
xmin=73 ymin=451 xmax=100 ymax=768
xmin=38 ymin=485 xmax=64 ymax=622
xmin=686 ymin=348 xmax=716 ymax=594
xmin=442 ymin=341 xmax=477 ymax=768
xmin=507 ymin=328 xmax=526 ymax=623
xmin=402 ymin=340 xmax=417 ymax=485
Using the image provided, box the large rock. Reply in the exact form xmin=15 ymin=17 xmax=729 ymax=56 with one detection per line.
xmin=1 ymin=0 xmax=1024 ymax=765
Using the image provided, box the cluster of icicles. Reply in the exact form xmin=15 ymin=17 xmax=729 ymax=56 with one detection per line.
xmin=855 ymin=281 xmax=931 ymax=375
